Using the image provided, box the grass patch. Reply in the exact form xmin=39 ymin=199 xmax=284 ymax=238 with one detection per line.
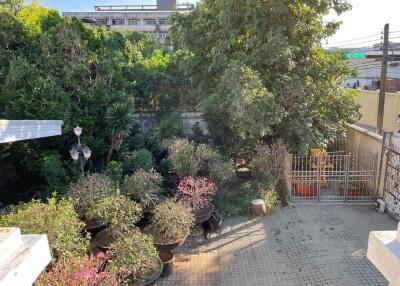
xmin=213 ymin=179 xmax=259 ymax=218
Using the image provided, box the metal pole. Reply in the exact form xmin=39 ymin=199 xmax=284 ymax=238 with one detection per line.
xmin=377 ymin=23 xmax=389 ymax=134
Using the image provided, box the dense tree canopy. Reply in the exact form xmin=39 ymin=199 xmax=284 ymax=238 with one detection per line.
xmin=170 ymin=0 xmax=360 ymax=156
xmin=0 ymin=2 xmax=193 ymax=202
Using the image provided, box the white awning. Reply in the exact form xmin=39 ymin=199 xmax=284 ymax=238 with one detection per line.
xmin=0 ymin=120 xmax=63 ymax=144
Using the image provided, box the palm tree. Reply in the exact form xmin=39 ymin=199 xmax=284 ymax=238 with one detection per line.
xmin=106 ymin=102 xmax=135 ymax=162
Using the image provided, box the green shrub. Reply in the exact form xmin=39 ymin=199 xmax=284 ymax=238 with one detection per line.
xmin=85 ymin=195 xmax=142 ymax=235
xmin=0 ymin=197 xmax=89 ymax=265
xmin=151 ymin=199 xmax=194 ymax=242
xmin=167 ymin=139 xmax=215 ymax=178
xmin=66 ymin=173 xmax=115 ymax=218
xmin=156 ymin=112 xmax=184 ymax=139
xmin=108 ymin=229 xmax=159 ymax=285
xmin=159 ymin=159 xmax=172 ymax=175
xmin=209 ymin=155 xmax=235 ymax=189
xmin=104 ymin=160 xmax=123 ymax=187
xmin=264 ymin=189 xmax=279 ymax=215
xmin=121 ymin=170 xmax=162 ymax=206
xmin=123 ymin=149 xmax=153 ymax=173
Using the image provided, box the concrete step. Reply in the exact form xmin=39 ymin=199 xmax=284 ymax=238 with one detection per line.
xmin=0 ymin=228 xmax=23 ymax=266
xmin=0 ymin=228 xmax=51 ymax=286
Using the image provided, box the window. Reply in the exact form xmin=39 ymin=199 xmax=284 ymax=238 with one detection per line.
xmin=158 ymin=19 xmax=168 ymax=25
xmin=127 ymin=19 xmax=140 ymax=26
xmin=159 ymin=32 xmax=168 ymax=38
xmin=97 ymin=18 xmax=109 ymax=25
xmin=112 ymin=19 xmax=125 ymax=25
xmin=145 ymin=19 xmax=157 ymax=25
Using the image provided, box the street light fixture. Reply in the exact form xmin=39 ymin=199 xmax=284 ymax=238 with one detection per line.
xmin=70 ymin=125 xmax=91 ymax=176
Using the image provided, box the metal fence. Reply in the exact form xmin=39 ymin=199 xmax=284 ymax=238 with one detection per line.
xmin=288 ymin=153 xmax=378 ymax=204
xmin=382 ymin=132 xmax=400 ymax=220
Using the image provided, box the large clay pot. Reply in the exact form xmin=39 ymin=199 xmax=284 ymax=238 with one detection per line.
xmin=153 ymin=233 xmax=188 ymax=252
xmin=93 ymin=228 xmax=122 ymax=250
xmin=140 ymin=258 xmax=163 ymax=286
xmin=293 ymin=178 xmax=318 ymax=196
xmin=194 ymin=201 xmax=215 ymax=225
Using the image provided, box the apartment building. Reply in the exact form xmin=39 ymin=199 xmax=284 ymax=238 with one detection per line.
xmin=61 ymin=0 xmax=192 ymax=43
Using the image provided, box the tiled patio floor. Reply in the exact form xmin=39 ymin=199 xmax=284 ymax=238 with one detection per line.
xmin=157 ymin=205 xmax=397 ymax=286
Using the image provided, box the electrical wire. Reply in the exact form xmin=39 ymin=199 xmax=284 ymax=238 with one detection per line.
xmin=325 ymin=31 xmax=400 ymax=45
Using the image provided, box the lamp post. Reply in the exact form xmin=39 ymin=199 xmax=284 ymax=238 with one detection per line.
xmin=70 ymin=125 xmax=91 ymax=176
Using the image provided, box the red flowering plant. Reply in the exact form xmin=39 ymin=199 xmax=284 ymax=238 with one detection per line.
xmin=37 ymin=252 xmax=118 ymax=286
xmin=176 ymin=177 xmax=217 ymax=210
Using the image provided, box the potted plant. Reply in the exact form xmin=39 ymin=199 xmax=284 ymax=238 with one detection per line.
xmin=107 ymin=229 xmax=163 ymax=286
xmin=167 ymin=138 xmax=214 ymax=179
xmin=86 ymin=195 xmax=142 ymax=249
xmin=236 ymin=165 xmax=252 ymax=180
xmin=0 ymin=197 xmax=90 ymax=266
xmin=121 ymin=169 xmax=165 ymax=215
xmin=67 ymin=173 xmax=116 ymax=235
xmin=337 ymin=182 xmax=366 ymax=196
xmin=293 ymin=177 xmax=318 ymax=196
xmin=148 ymin=199 xmax=194 ymax=251
xmin=37 ymin=252 xmax=117 ymax=285
xmin=176 ymin=176 xmax=217 ymax=224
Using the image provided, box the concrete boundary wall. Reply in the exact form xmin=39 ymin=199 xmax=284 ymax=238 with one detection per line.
xmin=133 ymin=112 xmax=209 ymax=135
xmin=346 ymin=124 xmax=384 ymax=196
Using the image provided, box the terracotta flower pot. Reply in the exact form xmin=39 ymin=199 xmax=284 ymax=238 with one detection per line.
xmin=293 ymin=177 xmax=318 ymax=197
xmin=159 ymin=251 xmax=174 ymax=278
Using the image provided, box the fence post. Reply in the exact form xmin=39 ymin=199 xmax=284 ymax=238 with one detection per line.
xmin=344 ymin=154 xmax=350 ymax=203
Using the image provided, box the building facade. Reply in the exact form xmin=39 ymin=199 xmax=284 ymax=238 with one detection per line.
xmin=61 ymin=0 xmax=192 ymax=43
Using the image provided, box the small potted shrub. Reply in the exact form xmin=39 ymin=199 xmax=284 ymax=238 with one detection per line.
xmin=209 ymin=155 xmax=235 ymax=189
xmin=121 ymin=169 xmax=165 ymax=225
xmin=107 ymin=229 xmax=163 ymax=286
xmin=37 ymin=253 xmax=117 ymax=285
xmin=167 ymin=139 xmax=214 ymax=179
xmin=67 ymin=173 xmax=116 ymax=235
xmin=176 ymin=177 xmax=217 ymax=224
xmin=86 ymin=195 xmax=142 ymax=249
xmin=148 ymin=199 xmax=194 ymax=251
xmin=0 ymin=197 xmax=90 ymax=266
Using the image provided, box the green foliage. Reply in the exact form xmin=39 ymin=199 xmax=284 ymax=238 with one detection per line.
xmin=151 ymin=199 xmax=194 ymax=241
xmin=121 ymin=169 xmax=162 ymax=206
xmin=156 ymin=112 xmax=184 ymax=139
xmin=170 ymin=0 xmax=359 ymax=156
xmin=108 ymin=229 xmax=159 ymax=285
xmin=167 ymin=138 xmax=215 ymax=178
xmin=0 ymin=197 xmax=90 ymax=265
xmin=213 ymin=180 xmax=259 ymax=218
xmin=85 ymin=195 xmax=142 ymax=234
xmin=38 ymin=152 xmax=66 ymax=197
xmin=123 ymin=149 xmax=153 ymax=173
xmin=263 ymin=188 xmax=279 ymax=215
xmin=159 ymin=159 xmax=172 ymax=175
xmin=104 ymin=160 xmax=123 ymax=187
xmin=0 ymin=2 xmax=194 ymax=202
xmin=209 ymin=155 xmax=235 ymax=189
xmin=66 ymin=173 xmax=115 ymax=217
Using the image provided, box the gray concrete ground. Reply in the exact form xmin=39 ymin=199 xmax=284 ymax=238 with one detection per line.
xmin=157 ymin=205 xmax=397 ymax=286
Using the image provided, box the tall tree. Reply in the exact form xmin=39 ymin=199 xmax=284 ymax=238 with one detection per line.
xmin=170 ymin=0 xmax=360 ymax=155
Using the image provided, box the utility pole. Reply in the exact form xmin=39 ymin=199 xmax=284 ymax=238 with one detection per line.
xmin=377 ymin=23 xmax=389 ymax=134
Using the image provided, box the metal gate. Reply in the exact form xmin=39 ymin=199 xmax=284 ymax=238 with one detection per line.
xmin=289 ymin=153 xmax=377 ymax=203
xmin=381 ymin=132 xmax=400 ymax=220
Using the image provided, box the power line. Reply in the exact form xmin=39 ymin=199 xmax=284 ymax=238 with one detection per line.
xmin=326 ymin=39 xmax=383 ymax=48
xmin=325 ymin=31 xmax=400 ymax=45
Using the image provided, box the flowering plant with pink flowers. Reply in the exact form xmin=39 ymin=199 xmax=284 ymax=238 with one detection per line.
xmin=37 ymin=252 xmax=118 ymax=286
xmin=176 ymin=176 xmax=217 ymax=210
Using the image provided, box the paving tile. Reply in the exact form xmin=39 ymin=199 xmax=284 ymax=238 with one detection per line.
xmin=157 ymin=205 xmax=396 ymax=286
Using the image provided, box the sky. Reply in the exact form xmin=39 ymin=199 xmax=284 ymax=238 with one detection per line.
xmin=34 ymin=0 xmax=400 ymax=47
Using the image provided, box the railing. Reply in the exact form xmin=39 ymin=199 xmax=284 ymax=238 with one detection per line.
xmin=94 ymin=4 xmax=193 ymax=11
